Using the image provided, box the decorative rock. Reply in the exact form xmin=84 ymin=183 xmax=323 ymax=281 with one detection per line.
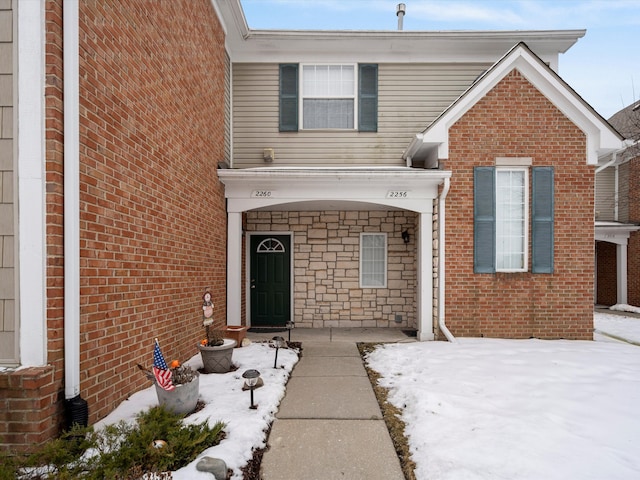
xmin=196 ymin=456 xmax=228 ymax=480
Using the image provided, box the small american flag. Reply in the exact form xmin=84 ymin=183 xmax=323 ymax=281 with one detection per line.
xmin=153 ymin=339 xmax=175 ymax=391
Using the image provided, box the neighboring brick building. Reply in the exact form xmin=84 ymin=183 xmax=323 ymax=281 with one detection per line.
xmin=595 ymin=100 xmax=640 ymax=306
xmin=1 ymin=0 xmax=228 ymax=453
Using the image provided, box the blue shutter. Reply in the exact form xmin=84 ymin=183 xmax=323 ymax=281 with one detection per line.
xmin=474 ymin=167 xmax=496 ymax=273
xmin=279 ymin=64 xmax=298 ymax=132
xmin=358 ymin=64 xmax=377 ymax=132
xmin=532 ymin=167 xmax=554 ymax=273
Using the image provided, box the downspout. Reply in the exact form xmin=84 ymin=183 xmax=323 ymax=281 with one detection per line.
xmin=63 ymin=0 xmax=87 ymax=426
xmin=438 ymin=177 xmax=456 ymax=342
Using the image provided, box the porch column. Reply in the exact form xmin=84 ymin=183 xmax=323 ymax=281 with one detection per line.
xmin=227 ymin=212 xmax=242 ymax=326
xmin=417 ymin=211 xmax=434 ymax=341
xmin=616 ymin=243 xmax=628 ymax=305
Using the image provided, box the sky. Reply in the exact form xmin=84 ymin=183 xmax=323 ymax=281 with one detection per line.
xmin=240 ymin=0 xmax=640 ymax=119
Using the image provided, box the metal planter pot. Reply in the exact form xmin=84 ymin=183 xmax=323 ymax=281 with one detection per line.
xmin=155 ymin=373 xmax=200 ymax=415
xmin=198 ymin=339 xmax=236 ymax=373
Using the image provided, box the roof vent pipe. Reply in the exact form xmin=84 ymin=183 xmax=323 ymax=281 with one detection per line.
xmin=396 ymin=3 xmax=406 ymax=30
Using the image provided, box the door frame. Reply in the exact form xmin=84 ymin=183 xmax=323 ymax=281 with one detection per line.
xmin=245 ymin=231 xmax=294 ymax=328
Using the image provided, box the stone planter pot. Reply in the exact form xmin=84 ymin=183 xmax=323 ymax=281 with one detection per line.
xmin=225 ymin=326 xmax=247 ymax=347
xmin=198 ymin=339 xmax=236 ymax=373
xmin=154 ymin=373 xmax=199 ymax=415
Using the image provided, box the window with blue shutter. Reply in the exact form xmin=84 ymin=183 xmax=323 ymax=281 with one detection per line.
xmin=279 ymin=63 xmax=378 ymax=131
xmin=474 ymin=167 xmax=496 ymax=273
xmin=279 ymin=64 xmax=298 ymax=132
xmin=474 ymin=165 xmax=555 ymax=274
xmin=532 ymin=167 xmax=554 ymax=273
xmin=358 ymin=64 xmax=378 ymax=132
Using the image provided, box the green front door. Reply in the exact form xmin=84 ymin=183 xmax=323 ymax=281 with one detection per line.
xmin=250 ymin=234 xmax=291 ymax=327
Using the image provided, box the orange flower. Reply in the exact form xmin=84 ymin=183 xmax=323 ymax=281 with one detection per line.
xmin=169 ymin=359 xmax=180 ymax=369
xmin=200 ymin=338 xmax=208 ymax=346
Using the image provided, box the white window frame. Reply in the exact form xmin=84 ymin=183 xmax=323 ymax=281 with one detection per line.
xmin=300 ymin=63 xmax=358 ymax=130
xmin=360 ymin=233 xmax=387 ymax=288
xmin=495 ymin=167 xmax=529 ymax=273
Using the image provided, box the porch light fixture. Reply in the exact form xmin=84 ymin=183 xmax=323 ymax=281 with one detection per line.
xmin=242 ymin=369 xmax=261 ymax=409
xmin=263 ymin=148 xmax=275 ymax=162
xmin=402 ymin=230 xmax=410 ymax=244
xmin=272 ymin=336 xmax=285 ymax=368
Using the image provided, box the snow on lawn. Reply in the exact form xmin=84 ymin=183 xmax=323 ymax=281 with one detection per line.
xmin=596 ymin=308 xmax=640 ymax=344
xmin=96 ymin=311 xmax=640 ymax=480
xmin=366 ymin=325 xmax=640 ymax=480
xmin=95 ymin=342 xmax=299 ymax=480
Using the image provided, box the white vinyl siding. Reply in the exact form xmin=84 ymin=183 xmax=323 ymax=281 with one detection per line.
xmin=360 ymin=233 xmax=387 ymax=288
xmin=595 ymin=164 xmax=630 ymax=222
xmin=232 ymin=63 xmax=488 ymax=168
xmin=595 ymin=167 xmax=615 ymax=221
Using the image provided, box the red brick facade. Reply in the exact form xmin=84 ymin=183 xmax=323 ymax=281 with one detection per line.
xmin=1 ymin=0 xmax=228 ymax=453
xmin=442 ymin=70 xmax=594 ymax=339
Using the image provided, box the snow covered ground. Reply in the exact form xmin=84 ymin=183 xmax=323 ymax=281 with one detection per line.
xmin=98 ymin=309 xmax=640 ymax=479
xmin=96 ymin=341 xmax=299 ymax=480
xmin=366 ymin=309 xmax=640 ymax=480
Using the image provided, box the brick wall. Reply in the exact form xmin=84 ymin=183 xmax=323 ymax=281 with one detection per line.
xmin=2 ymin=0 xmax=228 ymax=453
xmin=246 ymin=210 xmax=417 ymax=328
xmin=442 ymin=70 xmax=594 ymax=339
xmin=76 ymin=0 xmax=228 ymax=424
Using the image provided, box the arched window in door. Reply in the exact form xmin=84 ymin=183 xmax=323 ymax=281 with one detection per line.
xmin=256 ymin=238 xmax=286 ymax=253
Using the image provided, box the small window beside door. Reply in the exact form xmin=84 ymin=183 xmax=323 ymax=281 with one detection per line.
xmin=360 ymin=233 xmax=387 ymax=288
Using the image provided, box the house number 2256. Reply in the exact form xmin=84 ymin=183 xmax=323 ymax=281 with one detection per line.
xmin=387 ymin=191 xmax=409 ymax=198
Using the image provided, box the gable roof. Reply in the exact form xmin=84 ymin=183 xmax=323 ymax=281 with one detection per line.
xmin=608 ymin=100 xmax=640 ymax=140
xmin=404 ymin=42 xmax=624 ymax=167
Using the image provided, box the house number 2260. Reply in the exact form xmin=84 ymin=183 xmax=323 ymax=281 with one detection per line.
xmin=252 ymin=190 xmax=272 ymax=197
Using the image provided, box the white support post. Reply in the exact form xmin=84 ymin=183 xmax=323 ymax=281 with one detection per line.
xmin=227 ymin=212 xmax=242 ymax=326
xmin=616 ymin=243 xmax=628 ymax=305
xmin=417 ymin=211 xmax=434 ymax=341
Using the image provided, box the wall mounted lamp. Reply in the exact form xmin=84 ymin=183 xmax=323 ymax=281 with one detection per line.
xmin=263 ymin=148 xmax=275 ymax=162
xmin=402 ymin=230 xmax=410 ymax=244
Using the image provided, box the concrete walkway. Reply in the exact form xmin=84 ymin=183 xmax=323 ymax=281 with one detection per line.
xmin=247 ymin=328 xmax=414 ymax=480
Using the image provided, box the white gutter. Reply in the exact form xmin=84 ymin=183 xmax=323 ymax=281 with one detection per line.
xmin=438 ymin=177 xmax=456 ymax=343
xmin=63 ymin=0 xmax=81 ymax=400
xmin=595 ymin=151 xmax=617 ymax=174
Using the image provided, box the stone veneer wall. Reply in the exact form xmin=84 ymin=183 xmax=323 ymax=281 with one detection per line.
xmin=245 ymin=210 xmax=418 ymax=328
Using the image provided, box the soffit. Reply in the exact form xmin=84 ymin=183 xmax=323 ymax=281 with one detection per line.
xmin=214 ymin=0 xmax=584 ymax=64
xmin=218 ymin=167 xmax=451 ymax=213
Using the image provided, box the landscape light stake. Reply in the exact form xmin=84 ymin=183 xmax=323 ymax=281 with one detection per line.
xmin=272 ymin=336 xmax=284 ymax=368
xmin=242 ymin=369 xmax=261 ymax=409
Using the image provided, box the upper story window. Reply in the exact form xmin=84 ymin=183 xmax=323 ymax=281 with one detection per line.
xmin=302 ymin=65 xmax=355 ymax=129
xmin=280 ymin=63 xmax=377 ymax=132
